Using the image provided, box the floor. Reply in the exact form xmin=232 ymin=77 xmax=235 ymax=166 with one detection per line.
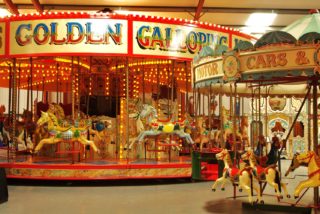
xmin=0 ymin=160 xmax=318 ymax=214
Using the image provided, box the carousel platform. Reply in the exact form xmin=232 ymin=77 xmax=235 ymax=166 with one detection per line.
xmin=0 ymin=150 xmax=192 ymax=180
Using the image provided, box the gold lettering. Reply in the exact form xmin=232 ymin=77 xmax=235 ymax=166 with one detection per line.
xmin=255 ymin=55 xmax=267 ymax=69
xmin=247 ymin=56 xmax=255 ymax=69
xmin=277 ymin=53 xmax=287 ymax=66
xmin=265 ymin=54 xmax=276 ymax=67
xmin=295 ymin=51 xmax=310 ymax=65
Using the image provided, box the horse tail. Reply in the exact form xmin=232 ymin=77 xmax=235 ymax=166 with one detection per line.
xmin=275 ymin=170 xmax=281 ymax=192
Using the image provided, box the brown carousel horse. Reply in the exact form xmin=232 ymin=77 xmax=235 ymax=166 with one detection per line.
xmin=194 ymin=116 xmax=210 ymax=151
xmin=285 ymin=151 xmax=320 ymax=199
xmin=0 ymin=105 xmax=10 ymax=144
xmin=241 ymin=149 xmax=290 ymax=199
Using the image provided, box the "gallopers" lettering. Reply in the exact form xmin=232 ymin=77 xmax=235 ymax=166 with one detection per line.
xmin=136 ymin=25 xmax=228 ymax=54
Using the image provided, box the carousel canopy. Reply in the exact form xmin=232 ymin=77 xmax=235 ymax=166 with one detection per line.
xmin=254 ymin=31 xmax=297 ymax=48
xmin=193 ymin=11 xmax=320 ymax=97
xmin=282 ymin=10 xmax=320 ymax=39
xmin=193 ymin=45 xmax=228 ymax=64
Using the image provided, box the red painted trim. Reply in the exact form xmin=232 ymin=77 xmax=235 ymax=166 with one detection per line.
xmin=194 ymin=0 xmax=205 ymax=21
xmin=5 ymin=20 xmax=9 ymax=57
xmin=6 ymin=174 xmax=191 ymax=180
xmin=2 ymin=12 xmax=255 ymax=59
xmin=0 ymin=12 xmax=254 ymax=40
xmin=3 ymin=0 xmax=19 ymax=15
xmin=30 ymin=0 xmax=43 ymax=13
xmin=127 ymin=16 xmax=133 ymax=56
xmin=8 ymin=52 xmax=129 ymax=58
xmin=0 ymin=162 xmax=191 ymax=170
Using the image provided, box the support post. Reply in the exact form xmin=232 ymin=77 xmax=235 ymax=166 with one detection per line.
xmin=312 ymin=78 xmax=319 ymax=209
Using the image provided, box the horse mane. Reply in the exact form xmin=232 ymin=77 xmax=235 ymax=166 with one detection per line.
xmin=47 ymin=112 xmax=59 ymax=126
xmin=150 ymin=105 xmax=158 ymax=118
xmin=224 ymin=151 xmax=233 ymax=167
xmin=312 ymin=151 xmax=320 ymax=168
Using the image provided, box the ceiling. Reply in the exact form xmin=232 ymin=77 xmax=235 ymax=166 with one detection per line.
xmin=0 ymin=0 xmax=320 ymax=37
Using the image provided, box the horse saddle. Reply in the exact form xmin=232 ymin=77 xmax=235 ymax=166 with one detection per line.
xmin=225 ymin=167 xmax=239 ymax=180
xmin=254 ymin=166 xmax=266 ymax=180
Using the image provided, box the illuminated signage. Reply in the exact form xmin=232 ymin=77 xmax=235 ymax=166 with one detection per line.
xmin=133 ymin=21 xmax=229 ymax=58
xmin=10 ymin=19 xmax=128 ymax=55
xmin=194 ymin=60 xmax=223 ymax=82
xmin=194 ymin=47 xmax=318 ymax=84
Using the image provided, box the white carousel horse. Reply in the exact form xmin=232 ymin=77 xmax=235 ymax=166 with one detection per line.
xmin=135 ymin=104 xmax=194 ymax=145
xmin=126 ymin=110 xmax=182 ymax=151
xmin=33 ymin=111 xmax=100 ymax=154
xmin=285 ymin=151 xmax=320 ymax=199
xmin=129 ymin=112 xmax=145 ymax=134
xmin=241 ymin=149 xmax=290 ymax=199
xmin=211 ymin=149 xmax=263 ymax=204
xmin=14 ymin=129 xmax=33 ymax=151
xmin=1 ymin=127 xmax=11 ymax=143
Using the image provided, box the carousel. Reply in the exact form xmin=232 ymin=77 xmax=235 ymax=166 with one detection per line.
xmin=0 ymin=11 xmax=253 ymax=180
xmin=193 ymin=10 xmax=320 ymax=209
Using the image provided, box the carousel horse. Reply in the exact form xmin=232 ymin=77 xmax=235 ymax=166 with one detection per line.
xmin=241 ymin=149 xmax=290 ymax=199
xmin=211 ymin=149 xmax=263 ymax=204
xmin=14 ymin=129 xmax=33 ymax=152
xmin=194 ymin=116 xmax=210 ymax=151
xmin=47 ymin=103 xmax=102 ymax=140
xmin=221 ymin=107 xmax=242 ymax=142
xmin=126 ymin=109 xmax=184 ymax=151
xmin=135 ymin=104 xmax=195 ymax=145
xmin=240 ymin=116 xmax=249 ymax=143
xmin=47 ymin=103 xmax=65 ymax=120
xmin=285 ymin=151 xmax=320 ymax=199
xmin=33 ymin=111 xmax=100 ymax=154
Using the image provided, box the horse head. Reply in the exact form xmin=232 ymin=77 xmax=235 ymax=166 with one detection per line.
xmin=295 ymin=151 xmax=316 ymax=165
xmin=241 ymin=149 xmax=254 ymax=161
xmin=139 ymin=104 xmax=158 ymax=124
xmin=37 ymin=111 xmax=49 ymax=126
xmin=216 ymin=149 xmax=229 ymax=160
xmin=285 ymin=153 xmax=301 ymax=176
xmin=22 ymin=109 xmax=33 ymax=122
xmin=0 ymin=105 xmax=5 ymax=116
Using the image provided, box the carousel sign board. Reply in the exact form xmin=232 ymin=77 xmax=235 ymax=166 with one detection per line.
xmin=10 ymin=19 xmax=128 ymax=56
xmin=194 ymin=46 xmax=319 ymax=85
xmin=194 ymin=59 xmax=223 ymax=82
xmin=240 ymin=47 xmax=316 ymax=73
xmin=133 ymin=21 xmax=230 ymax=59
xmin=4 ymin=14 xmax=254 ymax=58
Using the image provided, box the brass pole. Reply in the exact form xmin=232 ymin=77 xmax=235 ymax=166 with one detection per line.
xmin=219 ymin=84 xmax=224 ymax=148
xmin=312 ymin=78 xmax=319 ymax=208
xmin=126 ymin=57 xmax=129 ymax=161
xmin=12 ymin=59 xmax=17 ymax=152
xmin=71 ymin=56 xmax=74 ymax=120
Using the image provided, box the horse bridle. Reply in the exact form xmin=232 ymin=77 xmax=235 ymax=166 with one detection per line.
xmin=242 ymin=151 xmax=252 ymax=160
xmin=296 ymin=152 xmax=320 ymax=178
xmin=296 ymin=152 xmax=314 ymax=165
xmin=217 ymin=151 xmax=228 ymax=160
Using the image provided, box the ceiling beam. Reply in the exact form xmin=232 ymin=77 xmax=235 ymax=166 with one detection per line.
xmin=4 ymin=4 xmax=313 ymax=15
xmin=194 ymin=0 xmax=205 ymax=21
xmin=31 ymin=0 xmax=43 ymax=13
xmin=3 ymin=0 xmax=19 ymax=15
